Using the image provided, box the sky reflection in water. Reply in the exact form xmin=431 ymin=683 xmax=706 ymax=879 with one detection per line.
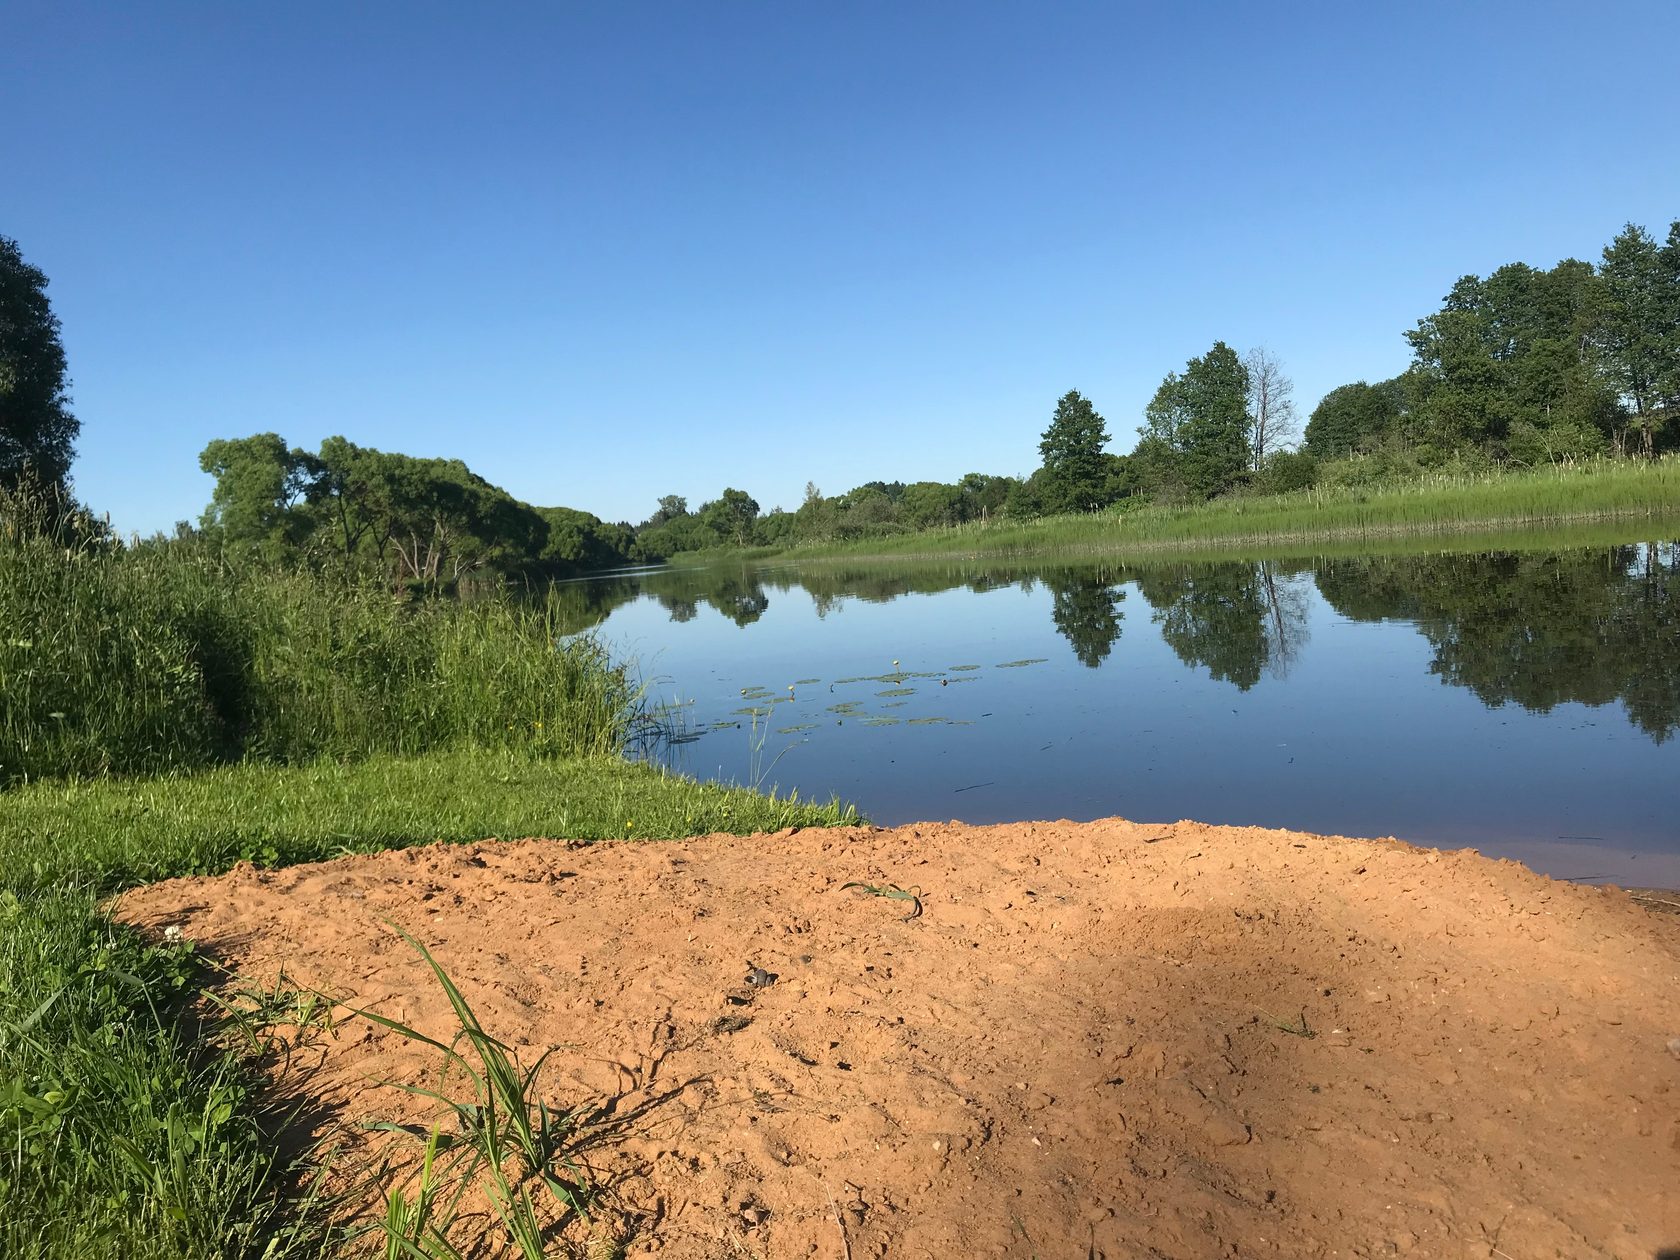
xmin=566 ymin=542 xmax=1680 ymax=885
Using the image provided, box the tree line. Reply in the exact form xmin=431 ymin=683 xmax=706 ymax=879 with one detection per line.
xmin=1305 ymin=221 xmax=1680 ymax=465
xmin=5 ymin=219 xmax=1677 ymax=577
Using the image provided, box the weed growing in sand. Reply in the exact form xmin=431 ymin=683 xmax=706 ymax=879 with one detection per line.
xmin=202 ymin=965 xmax=340 ymax=1061
xmin=359 ymin=923 xmax=594 ymax=1258
xmin=1264 ymin=1010 xmax=1317 ymax=1039
xmin=380 ymin=1124 xmax=467 ymax=1260
xmin=842 ymin=881 xmax=925 ymax=920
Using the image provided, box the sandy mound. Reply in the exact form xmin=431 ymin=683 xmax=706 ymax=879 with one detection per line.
xmin=117 ymin=819 xmax=1680 ymax=1259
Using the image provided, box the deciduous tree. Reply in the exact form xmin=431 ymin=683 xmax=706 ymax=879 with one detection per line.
xmin=1140 ymin=342 xmax=1252 ymax=498
xmin=1243 ymin=346 xmax=1298 ymax=470
xmin=699 ymin=488 xmax=759 ymax=547
xmin=0 ymin=236 xmax=78 ymax=492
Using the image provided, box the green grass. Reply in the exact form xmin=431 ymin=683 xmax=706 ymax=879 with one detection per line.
xmin=0 ymin=749 xmax=857 ymax=895
xmin=0 ymin=535 xmax=639 ymax=786
xmin=758 ymin=456 xmax=1680 ymax=564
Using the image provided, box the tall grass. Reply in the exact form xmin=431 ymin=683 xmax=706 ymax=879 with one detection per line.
xmin=0 ymin=533 xmax=637 ymax=785
xmin=0 ymin=884 xmax=339 ymax=1260
xmin=769 ymin=455 xmax=1680 ymax=563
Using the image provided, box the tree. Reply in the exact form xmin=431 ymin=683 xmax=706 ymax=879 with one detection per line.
xmin=1660 ymin=221 xmax=1680 ymax=412
xmin=956 ymin=472 xmax=1014 ymax=520
xmin=1037 ymin=390 xmax=1112 ymax=513
xmin=698 ymin=488 xmax=759 ymax=547
xmin=198 ymin=433 xmax=315 ymax=559
xmin=1004 ymin=469 xmax=1047 ymax=520
xmin=899 ymin=480 xmax=963 ymax=529
xmin=645 ymin=494 xmax=688 ymax=528
xmin=1243 ymin=346 xmax=1298 ymax=470
xmin=1402 ymin=259 xmax=1619 ymax=461
xmin=1304 ymin=380 xmax=1405 ymax=457
xmin=0 ymin=235 xmax=79 ymax=492
xmin=1599 ymin=223 xmax=1671 ymax=456
xmin=1139 ymin=342 xmax=1252 ymax=498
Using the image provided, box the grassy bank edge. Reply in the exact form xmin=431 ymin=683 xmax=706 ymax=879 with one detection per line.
xmin=678 ymin=457 xmax=1680 ymax=567
xmin=0 ymin=750 xmax=858 ymax=1259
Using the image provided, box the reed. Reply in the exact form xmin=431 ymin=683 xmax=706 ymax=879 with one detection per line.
xmin=0 ymin=529 xmax=639 ymax=785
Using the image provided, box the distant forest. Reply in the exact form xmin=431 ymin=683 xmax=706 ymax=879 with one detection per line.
xmin=7 ymin=218 xmax=1677 ymax=588
xmin=187 ymin=216 xmax=1680 ymax=583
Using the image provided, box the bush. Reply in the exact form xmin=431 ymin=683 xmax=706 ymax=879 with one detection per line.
xmin=1257 ymin=449 xmax=1320 ymax=494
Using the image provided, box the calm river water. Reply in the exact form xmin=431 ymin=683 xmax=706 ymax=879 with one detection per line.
xmin=560 ymin=538 xmax=1680 ymax=884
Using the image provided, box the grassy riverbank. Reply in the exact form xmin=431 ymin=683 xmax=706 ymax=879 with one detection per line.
xmin=0 ymin=525 xmax=856 ymax=1259
xmin=735 ymin=456 xmax=1680 ymax=564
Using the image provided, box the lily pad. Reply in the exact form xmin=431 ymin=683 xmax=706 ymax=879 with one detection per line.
xmin=996 ymin=658 xmax=1049 ymax=668
xmin=861 ymin=716 xmax=901 ymax=727
xmin=826 ymin=702 xmax=864 ymax=715
xmin=948 ymin=664 xmax=982 ymax=671
xmin=908 ymin=716 xmax=947 ymax=726
xmin=776 ymin=723 xmax=818 ymax=734
xmin=794 ymin=677 xmax=822 ymax=685
xmin=877 ymin=687 xmax=916 ymax=697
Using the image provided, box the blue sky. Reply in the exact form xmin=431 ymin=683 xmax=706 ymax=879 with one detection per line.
xmin=5 ymin=1 xmax=1678 ymax=533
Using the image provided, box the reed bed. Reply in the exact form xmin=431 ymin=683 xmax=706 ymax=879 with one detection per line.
xmin=0 ymin=535 xmax=637 ymax=785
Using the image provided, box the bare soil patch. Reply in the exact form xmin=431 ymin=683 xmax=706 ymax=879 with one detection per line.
xmin=117 ymin=818 xmax=1680 ymax=1259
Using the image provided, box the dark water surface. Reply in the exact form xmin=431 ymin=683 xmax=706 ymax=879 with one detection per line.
xmin=562 ymin=539 xmax=1680 ymax=884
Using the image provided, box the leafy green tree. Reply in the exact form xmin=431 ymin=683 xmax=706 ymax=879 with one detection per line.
xmin=791 ymin=481 xmax=837 ymax=540
xmin=200 ymin=433 xmax=607 ymax=588
xmin=635 ymin=511 xmax=716 ymax=559
xmin=1304 ymin=380 xmax=1406 ymax=457
xmin=1037 ymin=390 xmax=1112 ymax=513
xmin=1139 ymin=342 xmax=1252 ymax=498
xmin=198 ymin=434 xmax=316 ymax=560
xmin=1660 ymin=222 xmax=1680 ymax=411
xmin=698 ymin=488 xmax=759 ymax=547
xmin=834 ymin=484 xmax=899 ymax=536
xmin=1598 ymin=223 xmax=1671 ymax=456
xmin=540 ymin=506 xmax=634 ymax=573
xmin=899 ymin=480 xmax=963 ymax=529
xmin=644 ymin=494 xmax=688 ymax=529
xmin=1003 ymin=469 xmax=1046 ymax=520
xmin=957 ymin=472 xmax=1014 ymax=520
xmin=0 ymin=235 xmax=79 ymax=492
xmin=1403 ymin=258 xmax=1618 ymax=462
xmin=1257 ymin=449 xmax=1320 ymax=494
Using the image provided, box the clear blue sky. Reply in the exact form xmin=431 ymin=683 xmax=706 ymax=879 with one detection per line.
xmin=5 ymin=1 xmax=1678 ymax=534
